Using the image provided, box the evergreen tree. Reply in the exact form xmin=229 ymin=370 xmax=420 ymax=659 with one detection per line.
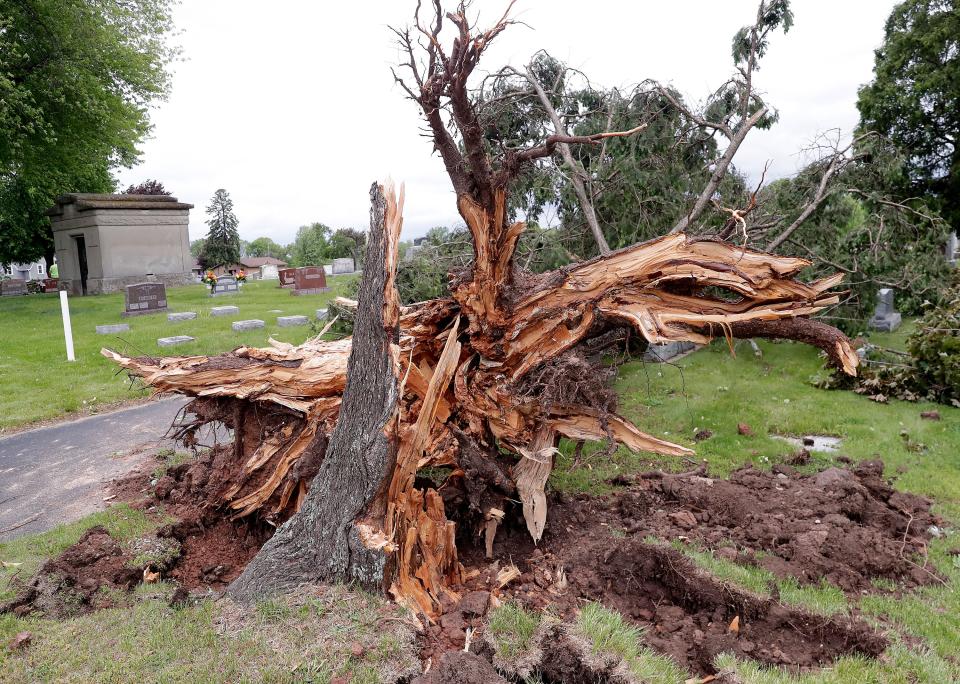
xmin=201 ymin=189 xmax=241 ymax=268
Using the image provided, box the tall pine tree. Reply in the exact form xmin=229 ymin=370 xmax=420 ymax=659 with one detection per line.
xmin=201 ymin=189 xmax=241 ymax=268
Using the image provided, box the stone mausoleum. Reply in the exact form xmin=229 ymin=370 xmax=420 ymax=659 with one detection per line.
xmin=47 ymin=193 xmax=194 ymax=295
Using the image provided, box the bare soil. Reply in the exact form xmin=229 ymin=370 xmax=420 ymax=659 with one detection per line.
xmin=3 ymin=454 xmax=940 ymax=679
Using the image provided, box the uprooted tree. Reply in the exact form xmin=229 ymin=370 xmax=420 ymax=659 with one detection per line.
xmin=104 ymin=1 xmax=858 ymax=617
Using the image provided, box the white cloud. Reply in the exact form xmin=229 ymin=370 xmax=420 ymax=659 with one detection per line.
xmin=116 ymin=0 xmax=895 ymax=244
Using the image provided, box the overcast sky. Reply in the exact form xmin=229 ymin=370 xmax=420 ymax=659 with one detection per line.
xmin=115 ymin=0 xmax=897 ymax=245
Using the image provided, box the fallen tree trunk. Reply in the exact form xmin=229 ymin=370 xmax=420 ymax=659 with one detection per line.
xmin=105 ymin=182 xmax=857 ymax=617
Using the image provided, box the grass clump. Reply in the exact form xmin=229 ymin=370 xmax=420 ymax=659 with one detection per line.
xmin=488 ymin=602 xmax=541 ymax=659
xmin=576 ymin=602 xmax=689 ymax=683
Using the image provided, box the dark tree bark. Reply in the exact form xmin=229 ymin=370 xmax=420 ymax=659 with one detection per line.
xmin=228 ymin=183 xmax=402 ymax=600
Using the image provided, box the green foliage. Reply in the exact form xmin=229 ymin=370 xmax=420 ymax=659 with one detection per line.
xmin=0 ymin=0 xmax=178 ymax=267
xmin=189 ymin=238 xmax=207 ymax=259
xmin=857 ymin=0 xmax=960 ymax=228
xmin=819 ymin=278 xmax=960 ymax=407
xmin=200 ymin=189 xmax=240 ymax=268
xmin=760 ymin=138 xmax=951 ymax=325
xmin=480 ymin=52 xmax=747 ymax=257
xmin=907 ymin=276 xmax=960 ymax=405
xmin=328 ymin=227 xmax=367 ymax=266
xmin=246 ymin=236 xmax=289 ymax=261
xmin=289 ymin=222 xmax=331 ymax=267
xmin=395 ymin=226 xmax=472 ymax=303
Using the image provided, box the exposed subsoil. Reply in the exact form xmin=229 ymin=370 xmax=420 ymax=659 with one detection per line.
xmin=1 ymin=526 xmax=141 ymax=618
xmin=3 ymin=453 xmax=940 ymax=680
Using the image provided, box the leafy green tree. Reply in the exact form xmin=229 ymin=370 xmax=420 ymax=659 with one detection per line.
xmin=328 ymin=228 xmax=367 ymax=266
xmin=0 ymin=0 xmax=178 ymax=269
xmin=289 ymin=222 xmax=331 ymax=267
xmin=200 ymin=189 xmax=241 ymax=268
xmin=857 ymin=0 xmax=960 ymax=228
xmin=248 ymin=237 xmax=289 ymax=261
xmin=189 ymin=238 xmax=207 ymax=259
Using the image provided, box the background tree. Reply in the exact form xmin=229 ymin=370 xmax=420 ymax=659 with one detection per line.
xmin=0 ymin=0 xmax=178 ymax=271
xmin=200 ymin=189 xmax=240 ymax=268
xmin=189 ymin=238 xmax=207 ymax=260
xmin=124 ymin=179 xmax=171 ymax=195
xmin=247 ymin=237 xmax=290 ymax=261
xmin=857 ymin=0 xmax=960 ymax=230
xmin=328 ymin=228 xmax=367 ymax=266
xmin=289 ymin=222 xmax=331 ymax=266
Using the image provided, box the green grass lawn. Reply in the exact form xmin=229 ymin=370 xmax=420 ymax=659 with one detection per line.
xmin=1 ymin=322 xmax=958 ymax=681
xmin=0 ymin=277 xmax=356 ymax=431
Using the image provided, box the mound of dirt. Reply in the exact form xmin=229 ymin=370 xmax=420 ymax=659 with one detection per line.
xmin=2 ymin=526 xmax=141 ymax=618
xmin=631 ymin=460 xmax=939 ymax=591
xmin=115 ymin=450 xmax=275 ymax=590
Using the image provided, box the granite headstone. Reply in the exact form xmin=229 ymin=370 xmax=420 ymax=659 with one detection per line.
xmin=1 ymin=279 xmax=27 ymax=296
xmin=278 ymin=268 xmax=297 ymax=288
xmin=123 ymin=282 xmax=167 ymax=317
xmin=292 ymin=267 xmax=330 ymax=295
xmin=868 ymin=288 xmax=902 ymax=332
xmin=211 ymin=275 xmax=239 ymax=296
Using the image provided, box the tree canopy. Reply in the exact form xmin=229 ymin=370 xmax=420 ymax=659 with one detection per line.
xmin=0 ymin=0 xmax=178 ymax=268
xmin=200 ymin=189 xmax=241 ymax=268
xmin=857 ymin=0 xmax=960 ymax=227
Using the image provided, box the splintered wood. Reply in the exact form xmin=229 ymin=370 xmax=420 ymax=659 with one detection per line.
xmin=104 ymin=185 xmax=856 ymax=618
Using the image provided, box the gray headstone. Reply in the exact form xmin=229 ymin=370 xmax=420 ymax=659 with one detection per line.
xmin=157 ymin=335 xmax=195 ymax=347
xmin=1 ymin=279 xmax=27 ymax=296
xmin=96 ymin=323 xmax=131 ymax=335
xmin=643 ymin=341 xmax=698 ymax=362
xmin=167 ymin=311 xmax=197 ymax=322
xmin=210 ymin=305 xmax=239 ymax=317
xmin=332 ymin=257 xmax=355 ymax=274
xmin=232 ymin=319 xmax=265 ymax=331
xmin=122 ymin=282 xmax=167 ymax=317
xmin=869 ymin=288 xmax=902 ymax=332
xmin=875 ymin=288 xmax=894 ymax=317
xmin=277 ymin=315 xmax=308 ymax=327
xmin=210 ymin=275 xmax=239 ymax=296
xmin=316 ymin=308 xmax=328 ymax=321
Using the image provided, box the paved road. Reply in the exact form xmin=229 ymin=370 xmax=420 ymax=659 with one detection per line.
xmin=0 ymin=397 xmax=191 ymax=541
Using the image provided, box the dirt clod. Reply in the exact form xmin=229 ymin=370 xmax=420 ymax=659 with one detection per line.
xmin=412 ymin=651 xmax=509 ymax=684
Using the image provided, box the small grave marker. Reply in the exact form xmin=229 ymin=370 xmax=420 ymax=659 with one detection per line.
xmin=210 ymin=275 xmax=239 ymax=296
xmin=278 ymin=268 xmax=297 ymax=288
xmin=167 ymin=312 xmax=197 ymax=322
xmin=210 ymin=305 xmax=239 ymax=317
xmin=332 ymin=257 xmax=355 ymax=274
xmin=277 ymin=315 xmax=309 ymax=327
xmin=868 ymin=288 xmax=902 ymax=332
xmin=232 ymin=319 xmax=265 ymax=331
xmin=122 ymin=282 xmax=167 ymax=317
xmin=292 ymin=267 xmax=330 ymax=296
xmin=158 ymin=335 xmax=195 ymax=347
xmin=96 ymin=323 xmax=130 ymax=335
xmin=1 ymin=279 xmax=27 ymax=296
xmin=316 ymin=308 xmax=328 ymax=321
xmin=42 ymin=278 xmax=60 ymax=293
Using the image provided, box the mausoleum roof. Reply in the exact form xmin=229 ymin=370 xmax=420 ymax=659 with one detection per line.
xmin=46 ymin=193 xmax=194 ymax=216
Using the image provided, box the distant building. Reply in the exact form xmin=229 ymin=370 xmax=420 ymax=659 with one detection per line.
xmin=47 ymin=193 xmax=194 ymax=295
xmin=1 ymin=258 xmax=51 ymax=281
xmin=204 ymin=256 xmax=288 ymax=280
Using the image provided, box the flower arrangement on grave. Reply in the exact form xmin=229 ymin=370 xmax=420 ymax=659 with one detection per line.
xmin=236 ymin=270 xmax=247 ymax=285
xmin=202 ymin=270 xmax=218 ymax=289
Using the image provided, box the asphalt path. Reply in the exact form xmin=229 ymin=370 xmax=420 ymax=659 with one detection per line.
xmin=0 ymin=397 xmax=191 ymax=541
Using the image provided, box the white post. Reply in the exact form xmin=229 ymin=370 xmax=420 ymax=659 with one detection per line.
xmin=59 ymin=289 xmax=75 ymax=362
